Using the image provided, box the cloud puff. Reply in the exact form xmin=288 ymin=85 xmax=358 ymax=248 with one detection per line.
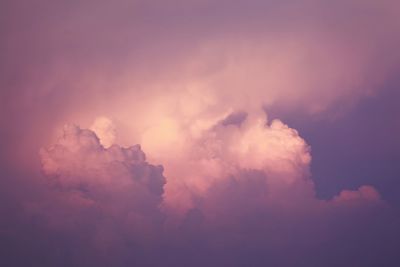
xmin=333 ymin=185 xmax=381 ymax=203
xmin=2 ymin=0 xmax=398 ymax=265
xmin=2 ymin=0 xmax=399 ymax=152
xmin=28 ymin=117 xmax=393 ymax=267
xmin=156 ymin=110 xmax=381 ymax=226
xmin=154 ymin=112 xmax=388 ymax=266
xmin=90 ymin=116 xmax=116 ymax=148
xmin=37 ymin=124 xmax=166 ymax=255
xmin=154 ymin=112 xmax=389 ymax=266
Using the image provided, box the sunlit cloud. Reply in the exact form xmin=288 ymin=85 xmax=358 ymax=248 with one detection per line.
xmin=1 ymin=0 xmax=400 ymax=266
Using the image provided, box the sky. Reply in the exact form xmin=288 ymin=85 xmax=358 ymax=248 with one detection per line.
xmin=1 ymin=1 xmax=400 ymax=266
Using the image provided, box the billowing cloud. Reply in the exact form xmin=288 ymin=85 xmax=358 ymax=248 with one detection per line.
xmin=36 ymin=124 xmax=166 ymax=259
xmin=159 ymin=111 xmax=314 ymax=220
xmin=90 ymin=116 xmax=116 ymax=148
xmin=154 ymin=110 xmax=384 ymax=229
xmin=1 ymin=0 xmax=400 ymax=266
xmin=333 ymin=185 xmax=381 ymax=203
xmin=2 ymin=0 xmax=400 ymax=141
xmin=28 ymin=115 xmax=390 ymax=267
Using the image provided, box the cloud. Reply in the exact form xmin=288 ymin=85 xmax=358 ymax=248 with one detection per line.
xmin=333 ymin=185 xmax=381 ymax=203
xmin=154 ymin=112 xmax=389 ymax=266
xmin=24 ymin=115 xmax=395 ymax=267
xmin=2 ymin=0 xmax=400 ymax=142
xmin=128 ymin=108 xmax=381 ymax=230
xmin=37 ymin=124 xmax=166 ymax=255
xmin=1 ymin=0 xmax=400 ymax=266
xmin=90 ymin=116 xmax=116 ymax=148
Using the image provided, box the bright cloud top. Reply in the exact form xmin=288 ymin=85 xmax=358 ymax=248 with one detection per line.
xmin=39 ymin=124 xmax=166 ymax=245
xmin=32 ymin=112 xmax=386 ymax=266
xmin=1 ymin=0 xmax=398 ymax=266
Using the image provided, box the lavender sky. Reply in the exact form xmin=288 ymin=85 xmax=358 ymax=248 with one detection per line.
xmin=1 ymin=1 xmax=400 ymax=266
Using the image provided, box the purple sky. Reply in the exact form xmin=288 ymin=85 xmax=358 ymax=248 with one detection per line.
xmin=1 ymin=1 xmax=400 ymax=266
xmin=270 ymin=78 xmax=400 ymax=205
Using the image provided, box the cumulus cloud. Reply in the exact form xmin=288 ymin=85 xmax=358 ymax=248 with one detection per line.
xmin=2 ymin=0 xmax=399 ymax=265
xmin=36 ymin=124 xmax=166 ymax=260
xmin=2 ymin=0 xmax=400 ymax=146
xmin=36 ymin=116 xmax=383 ymax=232
xmin=333 ymin=185 xmax=381 ymax=203
xmin=90 ymin=116 xmax=116 ymax=148
xmin=151 ymin=110 xmax=388 ymax=266
xmin=27 ymin=115 xmax=393 ymax=266
xmin=129 ymin=108 xmax=380 ymax=228
xmin=161 ymin=111 xmax=311 ymax=214
xmin=150 ymin=111 xmax=389 ymax=267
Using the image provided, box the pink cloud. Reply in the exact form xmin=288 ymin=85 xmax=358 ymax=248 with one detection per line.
xmin=333 ymin=185 xmax=381 ymax=203
xmin=37 ymin=124 xmax=166 ymax=245
xmin=26 ymin=115 xmax=389 ymax=266
xmin=1 ymin=0 xmax=399 ymax=265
